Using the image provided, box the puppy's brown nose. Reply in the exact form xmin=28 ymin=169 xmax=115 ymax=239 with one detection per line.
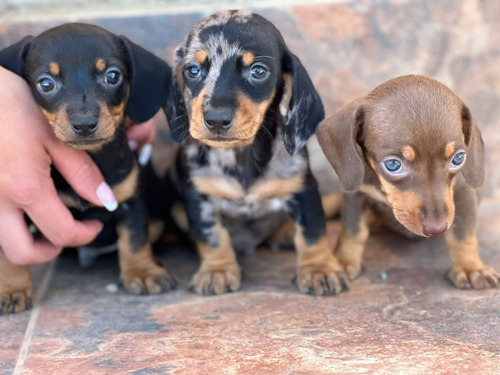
xmin=203 ymin=109 xmax=233 ymax=133
xmin=422 ymin=220 xmax=448 ymax=237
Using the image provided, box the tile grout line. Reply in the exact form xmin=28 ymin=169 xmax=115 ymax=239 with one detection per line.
xmin=13 ymin=261 xmax=56 ymax=375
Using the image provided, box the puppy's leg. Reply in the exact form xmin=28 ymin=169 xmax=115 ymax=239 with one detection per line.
xmin=335 ymin=192 xmax=370 ymax=280
xmin=445 ymin=185 xmax=498 ymax=289
xmin=185 ymin=187 xmax=240 ymax=295
xmin=116 ymin=195 xmax=176 ymax=294
xmin=0 ymin=249 xmax=33 ymax=314
xmin=291 ymin=173 xmax=348 ymax=296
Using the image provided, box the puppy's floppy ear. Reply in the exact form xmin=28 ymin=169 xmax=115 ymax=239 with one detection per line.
xmin=316 ymin=99 xmax=365 ymax=192
xmin=163 ymin=48 xmax=190 ymax=143
xmin=281 ymin=50 xmax=324 ymax=155
xmin=0 ymin=36 xmax=33 ymax=76
xmin=119 ymin=36 xmax=170 ymax=123
xmin=461 ymin=104 xmax=485 ymax=188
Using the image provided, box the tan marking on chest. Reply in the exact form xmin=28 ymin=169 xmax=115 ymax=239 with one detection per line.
xmin=191 ymin=175 xmax=245 ymax=200
xmin=248 ymin=174 xmax=304 ymax=199
xmin=192 ymin=174 xmax=304 ymax=201
xmin=113 ymin=164 xmax=139 ymax=203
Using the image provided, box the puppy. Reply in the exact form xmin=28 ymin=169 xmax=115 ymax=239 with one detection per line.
xmin=163 ymin=10 xmax=348 ymax=296
xmin=0 ymin=23 xmax=175 ymax=314
xmin=317 ymin=74 xmax=499 ymax=289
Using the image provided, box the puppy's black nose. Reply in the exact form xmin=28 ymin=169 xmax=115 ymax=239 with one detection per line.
xmin=422 ymin=220 xmax=448 ymax=237
xmin=203 ymin=109 xmax=233 ymax=132
xmin=71 ymin=119 xmax=99 ymax=137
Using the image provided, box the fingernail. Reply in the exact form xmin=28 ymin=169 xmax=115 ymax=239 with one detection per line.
xmin=96 ymin=182 xmax=118 ymax=212
xmin=138 ymin=143 xmax=153 ymax=166
xmin=128 ymin=139 xmax=139 ymax=151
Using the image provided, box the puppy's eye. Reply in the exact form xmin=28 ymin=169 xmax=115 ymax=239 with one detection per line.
xmin=105 ymin=70 xmax=121 ymax=85
xmin=383 ymin=159 xmax=405 ymax=174
xmin=186 ymin=65 xmax=201 ymax=79
xmin=249 ymin=64 xmax=268 ymax=80
xmin=37 ymin=77 xmax=55 ymax=93
xmin=451 ymin=151 xmax=466 ymax=168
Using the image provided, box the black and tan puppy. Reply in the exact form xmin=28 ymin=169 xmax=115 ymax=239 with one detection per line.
xmin=164 ymin=10 xmax=348 ymax=296
xmin=317 ymin=75 xmax=499 ymax=289
xmin=0 ymin=23 xmax=175 ymax=314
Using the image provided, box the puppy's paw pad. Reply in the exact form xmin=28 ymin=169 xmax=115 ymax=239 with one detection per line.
xmin=190 ymin=268 xmax=241 ymax=296
xmin=122 ymin=267 xmax=176 ymax=295
xmin=0 ymin=288 xmax=33 ymax=315
xmin=450 ymin=267 xmax=499 ymax=289
xmin=297 ymin=266 xmax=349 ymax=296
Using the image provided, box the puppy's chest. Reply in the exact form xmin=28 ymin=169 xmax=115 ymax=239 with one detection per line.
xmin=186 ymin=141 xmax=307 ymax=218
xmin=55 ymin=135 xmax=138 ymax=212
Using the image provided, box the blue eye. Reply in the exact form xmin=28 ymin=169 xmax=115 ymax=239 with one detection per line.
xmin=383 ymin=159 xmax=404 ymax=173
xmin=37 ymin=77 xmax=55 ymax=92
xmin=105 ymin=70 xmax=121 ymax=85
xmin=186 ymin=65 xmax=201 ymax=79
xmin=250 ymin=65 xmax=268 ymax=79
xmin=451 ymin=151 xmax=466 ymax=167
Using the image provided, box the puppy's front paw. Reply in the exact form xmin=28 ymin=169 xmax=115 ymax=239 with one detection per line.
xmin=190 ymin=264 xmax=241 ymax=295
xmin=121 ymin=265 xmax=176 ymax=295
xmin=337 ymin=256 xmax=362 ymax=281
xmin=0 ymin=287 xmax=34 ymax=315
xmin=296 ymin=259 xmax=349 ymax=296
xmin=449 ymin=266 xmax=499 ymax=289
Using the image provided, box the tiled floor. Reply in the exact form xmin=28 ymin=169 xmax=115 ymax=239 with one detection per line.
xmin=1 ymin=1 xmax=499 ymax=373
xmin=1 ymin=200 xmax=499 ymax=374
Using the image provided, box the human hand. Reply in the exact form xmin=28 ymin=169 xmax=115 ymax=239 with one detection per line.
xmin=126 ymin=109 xmax=166 ymax=166
xmin=0 ymin=67 xmax=118 ymax=265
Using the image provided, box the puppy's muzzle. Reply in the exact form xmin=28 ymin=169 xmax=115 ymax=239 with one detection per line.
xmin=71 ymin=116 xmax=99 ymax=137
xmin=203 ymin=108 xmax=234 ymax=133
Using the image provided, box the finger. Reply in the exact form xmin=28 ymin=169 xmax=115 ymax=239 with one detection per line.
xmin=24 ymin=186 xmax=103 ymax=248
xmin=0 ymin=209 xmax=61 ymax=265
xmin=126 ymin=119 xmax=155 ymax=147
xmin=47 ymin=141 xmax=117 ymax=211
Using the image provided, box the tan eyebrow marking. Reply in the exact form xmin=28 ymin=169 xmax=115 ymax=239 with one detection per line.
xmin=445 ymin=142 xmax=456 ymax=158
xmin=49 ymin=62 xmax=60 ymax=76
xmin=95 ymin=58 xmax=106 ymax=72
xmin=242 ymin=51 xmax=255 ymax=66
xmin=195 ymin=50 xmax=208 ymax=64
xmin=401 ymin=146 xmax=415 ymax=161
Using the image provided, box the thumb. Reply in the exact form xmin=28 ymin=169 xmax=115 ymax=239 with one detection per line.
xmin=48 ymin=141 xmax=118 ymax=212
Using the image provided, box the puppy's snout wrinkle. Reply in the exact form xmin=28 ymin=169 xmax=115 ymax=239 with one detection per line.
xmin=203 ymin=108 xmax=234 ymax=133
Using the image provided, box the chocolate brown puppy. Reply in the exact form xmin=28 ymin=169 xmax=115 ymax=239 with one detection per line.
xmin=317 ymin=75 xmax=498 ymax=289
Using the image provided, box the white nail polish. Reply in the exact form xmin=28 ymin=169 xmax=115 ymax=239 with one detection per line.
xmin=96 ymin=182 xmax=118 ymax=212
xmin=138 ymin=143 xmax=153 ymax=166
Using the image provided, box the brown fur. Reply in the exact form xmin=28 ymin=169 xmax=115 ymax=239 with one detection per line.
xmin=116 ymin=226 xmax=174 ymax=294
xmin=191 ymin=222 xmax=241 ymax=295
xmin=0 ymin=251 xmax=33 ymax=314
xmin=49 ymin=62 xmax=60 ymax=76
xmin=294 ymin=228 xmax=347 ymax=295
xmin=95 ymin=58 xmax=106 ymax=72
xmin=317 ymin=75 xmax=498 ymax=289
xmin=188 ymin=91 xmax=273 ymax=148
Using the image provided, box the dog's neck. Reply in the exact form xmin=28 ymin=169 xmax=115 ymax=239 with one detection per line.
xmin=87 ymin=126 xmax=136 ymax=187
